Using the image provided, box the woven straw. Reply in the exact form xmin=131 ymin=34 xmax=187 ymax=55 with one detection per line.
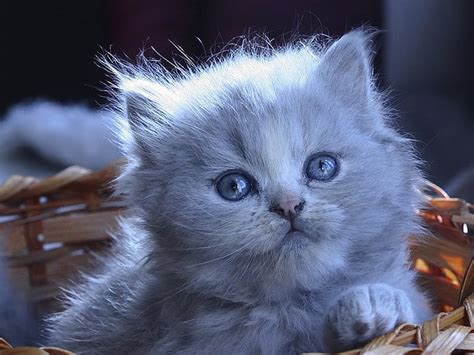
xmin=0 ymin=162 xmax=473 ymax=354
xmin=0 ymin=162 xmax=125 ymax=314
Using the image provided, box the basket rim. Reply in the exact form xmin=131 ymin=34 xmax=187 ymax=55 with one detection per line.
xmin=0 ymin=161 xmax=124 ymax=204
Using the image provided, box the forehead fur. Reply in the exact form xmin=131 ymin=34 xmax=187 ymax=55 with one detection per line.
xmin=175 ymin=47 xmax=321 ymax=112
xmin=125 ymin=47 xmax=325 ymax=124
xmin=105 ymin=35 xmax=336 ymax=116
xmin=108 ymin=31 xmax=386 ymax=144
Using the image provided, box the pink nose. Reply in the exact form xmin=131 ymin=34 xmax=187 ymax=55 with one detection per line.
xmin=270 ymin=198 xmax=305 ymax=217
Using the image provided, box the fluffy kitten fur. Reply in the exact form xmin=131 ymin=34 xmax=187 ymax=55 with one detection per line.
xmin=48 ymin=30 xmax=432 ymax=353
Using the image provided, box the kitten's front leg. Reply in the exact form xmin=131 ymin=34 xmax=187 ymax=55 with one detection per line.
xmin=323 ymin=283 xmax=414 ymax=352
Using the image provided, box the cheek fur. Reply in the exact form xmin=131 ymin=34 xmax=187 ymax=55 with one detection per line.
xmin=166 ymin=186 xmax=288 ymax=253
xmin=298 ymin=200 xmax=346 ymax=241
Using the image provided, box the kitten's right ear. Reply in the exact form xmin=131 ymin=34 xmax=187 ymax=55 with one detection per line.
xmin=118 ymin=77 xmax=176 ymax=156
xmin=121 ymin=77 xmax=169 ymax=130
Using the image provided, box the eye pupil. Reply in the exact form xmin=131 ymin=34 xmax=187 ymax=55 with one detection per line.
xmin=306 ymin=153 xmax=338 ymax=181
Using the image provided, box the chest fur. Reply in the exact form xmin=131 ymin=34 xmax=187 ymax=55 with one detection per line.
xmin=158 ymin=300 xmax=325 ymax=354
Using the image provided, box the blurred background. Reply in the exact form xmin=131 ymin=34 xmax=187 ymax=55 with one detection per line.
xmin=0 ymin=0 xmax=472 ymax=198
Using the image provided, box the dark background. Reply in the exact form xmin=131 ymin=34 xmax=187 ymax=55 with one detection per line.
xmin=0 ymin=0 xmax=472 ymax=192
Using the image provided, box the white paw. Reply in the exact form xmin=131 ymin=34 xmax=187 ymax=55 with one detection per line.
xmin=324 ymin=284 xmax=414 ymax=351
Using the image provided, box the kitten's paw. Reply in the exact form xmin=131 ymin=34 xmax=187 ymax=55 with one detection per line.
xmin=324 ymin=283 xmax=414 ymax=351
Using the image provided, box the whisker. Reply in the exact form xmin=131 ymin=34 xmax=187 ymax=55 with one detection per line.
xmin=184 ymin=238 xmax=257 ymax=269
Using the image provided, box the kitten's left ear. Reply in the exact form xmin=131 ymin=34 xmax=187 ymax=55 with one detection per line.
xmin=315 ymin=30 xmax=375 ymax=105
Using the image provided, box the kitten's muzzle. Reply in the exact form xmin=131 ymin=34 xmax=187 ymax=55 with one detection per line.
xmin=269 ymin=198 xmax=305 ymax=219
xmin=270 ymin=198 xmax=305 ymax=236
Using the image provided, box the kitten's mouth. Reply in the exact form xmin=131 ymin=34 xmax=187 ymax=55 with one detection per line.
xmin=280 ymin=226 xmax=308 ymax=249
xmin=280 ymin=218 xmax=309 ymax=247
xmin=286 ymin=228 xmax=303 ymax=236
xmin=284 ymin=226 xmax=304 ymax=238
xmin=284 ymin=213 xmax=305 ymax=237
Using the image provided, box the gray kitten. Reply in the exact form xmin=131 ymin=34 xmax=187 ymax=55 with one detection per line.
xmin=48 ymin=30 xmax=432 ymax=353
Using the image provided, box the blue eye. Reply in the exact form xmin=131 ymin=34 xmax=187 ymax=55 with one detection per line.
xmin=216 ymin=171 xmax=253 ymax=201
xmin=306 ymin=153 xmax=339 ymax=181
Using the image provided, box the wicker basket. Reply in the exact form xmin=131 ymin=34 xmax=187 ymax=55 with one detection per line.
xmin=0 ymin=163 xmax=125 ymax=316
xmin=1 ymin=162 xmax=474 ymax=354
